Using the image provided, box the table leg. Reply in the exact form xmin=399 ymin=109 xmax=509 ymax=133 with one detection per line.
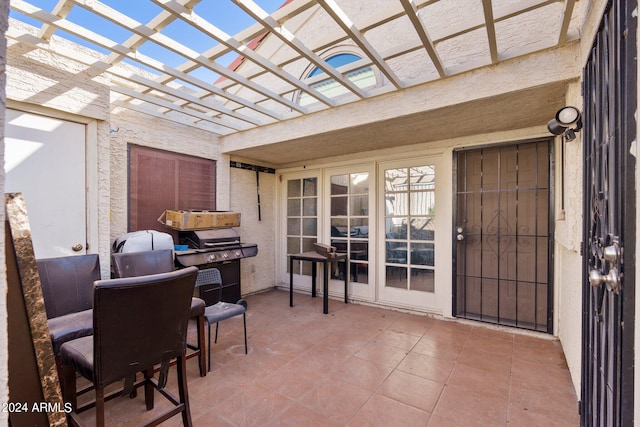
xmin=323 ymin=260 xmax=329 ymax=314
xmin=311 ymin=262 xmax=317 ymax=298
xmin=344 ymin=262 xmax=349 ymax=304
xmin=289 ymin=256 xmax=293 ymax=307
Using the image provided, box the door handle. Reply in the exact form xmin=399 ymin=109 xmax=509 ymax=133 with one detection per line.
xmin=589 ymin=267 xmax=621 ymax=292
xmin=71 ymin=243 xmax=84 ymax=252
xmin=455 ymin=226 xmax=465 ymax=241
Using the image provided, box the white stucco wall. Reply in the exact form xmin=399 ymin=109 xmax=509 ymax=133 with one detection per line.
xmin=553 ymin=81 xmax=584 ymax=396
xmin=229 ymin=166 xmax=277 ymax=295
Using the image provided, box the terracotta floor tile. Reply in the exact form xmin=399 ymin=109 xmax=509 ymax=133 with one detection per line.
xmin=347 ymin=393 xmax=431 ymax=427
xmin=289 ymin=344 xmax=352 ymax=375
xmin=456 ymin=347 xmax=512 ymax=376
xmin=411 ymin=335 xmax=465 ymax=360
xmin=470 ymin=325 xmax=515 ymax=342
xmin=265 ymin=402 xmax=343 ymax=427
xmin=90 ymin=289 xmax=579 ymax=426
xmin=388 ymin=313 xmax=435 ymax=337
xmin=331 ymin=356 xmax=394 ymax=391
xmin=509 ymin=381 xmax=580 ymax=423
xmin=463 ymin=333 xmax=514 ymax=357
xmin=375 ymin=329 xmax=422 ymax=351
xmin=512 ymin=336 xmax=568 ymax=368
xmin=320 ymin=331 xmax=371 ymax=354
xmin=213 ymin=382 xmax=292 ymax=427
xmin=426 ymin=414 xmax=463 ymax=427
xmin=432 ymin=385 xmax=508 ymax=427
xmin=354 ymin=340 xmax=409 ymax=368
xmin=258 ymin=362 xmax=325 ymax=400
xmin=379 ymin=370 xmax=444 ymax=412
xmin=423 ymin=327 xmax=472 ymax=347
xmin=222 ymin=347 xmax=289 ymax=380
xmin=396 ymin=351 xmax=455 ymax=383
xmin=447 ymin=364 xmax=510 ymax=400
xmin=508 ymin=404 xmax=580 ymax=427
xmin=300 ymin=377 xmax=372 ymax=424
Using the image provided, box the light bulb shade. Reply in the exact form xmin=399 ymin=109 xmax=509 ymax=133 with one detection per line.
xmin=547 ymin=119 xmax=567 ymax=135
xmin=556 ymin=106 xmax=581 ymax=126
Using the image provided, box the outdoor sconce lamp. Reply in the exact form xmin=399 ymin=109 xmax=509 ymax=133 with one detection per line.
xmin=547 ymin=106 xmax=583 ymax=141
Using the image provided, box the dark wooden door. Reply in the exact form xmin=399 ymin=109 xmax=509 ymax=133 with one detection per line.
xmin=581 ymin=0 xmax=636 ymax=425
xmin=454 ymin=140 xmax=553 ymax=332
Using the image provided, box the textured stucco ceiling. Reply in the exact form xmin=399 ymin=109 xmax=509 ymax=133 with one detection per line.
xmin=223 ymin=80 xmax=570 ymax=166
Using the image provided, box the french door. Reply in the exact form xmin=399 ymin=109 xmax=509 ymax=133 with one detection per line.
xmin=325 ymin=165 xmax=375 ymax=301
xmin=377 ymin=158 xmax=442 ymax=311
xmin=284 ymin=172 xmax=320 ymax=291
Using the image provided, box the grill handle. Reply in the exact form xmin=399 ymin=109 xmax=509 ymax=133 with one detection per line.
xmin=204 ymin=240 xmax=240 ymax=247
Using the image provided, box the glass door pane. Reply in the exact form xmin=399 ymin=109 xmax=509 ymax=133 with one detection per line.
xmin=330 ymin=173 xmax=369 ymax=285
xmin=384 ymin=166 xmax=435 ymax=293
xmin=287 ymin=177 xmax=318 ymax=276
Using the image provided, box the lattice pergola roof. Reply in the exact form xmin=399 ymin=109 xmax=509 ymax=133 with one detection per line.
xmin=7 ymin=0 xmax=581 ymax=137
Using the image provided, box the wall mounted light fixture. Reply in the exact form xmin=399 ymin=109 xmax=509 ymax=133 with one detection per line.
xmin=547 ymin=106 xmax=582 ymax=141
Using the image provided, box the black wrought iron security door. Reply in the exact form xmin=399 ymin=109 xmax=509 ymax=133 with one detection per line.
xmin=581 ymin=1 xmax=636 ymax=425
xmin=454 ymin=140 xmax=553 ymax=332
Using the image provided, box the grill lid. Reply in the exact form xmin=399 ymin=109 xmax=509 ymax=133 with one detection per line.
xmin=179 ymin=228 xmax=240 ymax=249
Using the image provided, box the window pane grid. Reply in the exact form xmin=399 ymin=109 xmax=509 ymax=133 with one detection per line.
xmin=330 ymin=173 xmax=369 ymax=285
xmin=385 ymin=166 xmax=435 ymax=293
xmin=287 ymin=178 xmax=318 ymax=276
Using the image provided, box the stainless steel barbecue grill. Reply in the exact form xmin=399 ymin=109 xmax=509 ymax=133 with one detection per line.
xmin=175 ymin=228 xmax=257 ymax=306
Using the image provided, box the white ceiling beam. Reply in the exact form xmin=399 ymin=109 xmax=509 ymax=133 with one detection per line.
xmin=558 ymin=0 xmax=576 ymax=44
xmin=152 ymin=0 xmax=335 ymax=107
xmin=5 ymin=25 xmax=270 ymax=130
xmin=68 ymin=0 xmax=308 ymax=114
xmin=482 ymin=0 xmax=499 ymax=64
xmin=111 ymin=99 xmax=234 ymax=135
xmin=231 ymin=0 xmax=368 ymax=99
xmin=10 ymin=0 xmax=271 ymax=125
xmin=110 ymin=85 xmax=250 ymax=131
xmin=399 ymin=0 xmax=446 ymax=77
xmin=224 ymin=0 xmax=560 ymax=91
xmin=37 ymin=0 xmax=72 ymax=41
xmin=316 ymin=0 xmax=403 ymax=89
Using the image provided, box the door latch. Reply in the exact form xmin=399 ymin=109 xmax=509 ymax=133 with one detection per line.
xmin=589 ymin=244 xmax=622 ymax=292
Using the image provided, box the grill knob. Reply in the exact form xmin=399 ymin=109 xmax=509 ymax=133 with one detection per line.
xmin=236 ymin=250 xmax=242 ymax=256
xmin=208 ymin=254 xmax=215 ymax=262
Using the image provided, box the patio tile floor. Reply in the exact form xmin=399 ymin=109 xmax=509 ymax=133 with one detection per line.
xmin=79 ymin=289 xmax=580 ymax=426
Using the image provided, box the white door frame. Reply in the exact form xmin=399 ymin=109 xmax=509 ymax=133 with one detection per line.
xmin=6 ymin=101 xmax=100 ymax=259
xmin=323 ymin=164 xmax=376 ymax=302
xmin=376 ymin=154 xmax=450 ymax=315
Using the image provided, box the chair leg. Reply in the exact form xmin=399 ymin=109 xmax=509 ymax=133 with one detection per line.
xmin=214 ymin=322 xmax=220 ymax=344
xmin=61 ymin=362 xmax=77 ymax=411
xmin=243 ymin=313 xmax=248 ymax=354
xmin=177 ymin=356 xmax=193 ymax=427
xmin=95 ymin=387 xmax=105 ymax=427
xmin=196 ymin=314 xmax=206 ymax=377
xmin=144 ymin=369 xmax=155 ymax=410
xmin=207 ymin=322 xmax=212 ymax=372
